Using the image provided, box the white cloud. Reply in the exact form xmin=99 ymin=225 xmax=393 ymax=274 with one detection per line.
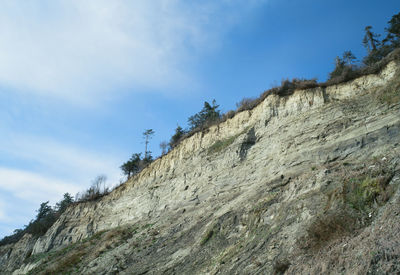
xmin=0 ymin=133 xmax=123 ymax=231
xmin=0 ymin=167 xmax=80 ymax=204
xmin=0 ymin=131 xmax=124 ymax=236
xmin=0 ymin=0 xmax=265 ymax=104
xmin=0 ymin=131 xmax=121 ymax=193
xmin=0 ymin=201 xmax=5 ymax=221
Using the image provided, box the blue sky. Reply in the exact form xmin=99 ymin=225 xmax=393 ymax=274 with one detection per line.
xmin=0 ymin=0 xmax=398 ymax=238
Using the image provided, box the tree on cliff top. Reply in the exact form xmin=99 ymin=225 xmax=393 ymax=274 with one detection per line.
xmin=143 ymin=129 xmax=155 ymax=159
xmin=121 ymin=153 xmax=142 ymax=179
xmin=384 ymin=11 xmax=400 ymax=46
xmin=328 ymin=50 xmax=357 ymax=80
xmin=169 ymin=125 xmax=186 ymax=149
xmin=55 ymin=193 xmax=74 ymax=213
xmin=188 ymin=100 xmax=221 ymax=131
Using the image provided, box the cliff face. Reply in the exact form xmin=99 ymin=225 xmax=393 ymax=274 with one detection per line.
xmin=1 ymin=61 xmax=400 ymax=274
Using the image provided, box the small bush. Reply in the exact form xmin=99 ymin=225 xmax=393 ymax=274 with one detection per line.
xmin=344 ymin=173 xmax=394 ymax=213
xmin=377 ymin=68 xmax=400 ymax=105
xmin=346 ymin=177 xmax=381 ymax=212
xmin=273 ymin=258 xmax=291 ymax=275
xmin=220 ymin=110 xmax=236 ymax=122
xmin=301 ymin=209 xmax=359 ymax=251
xmin=169 ymin=125 xmax=186 ymax=149
xmin=208 ymin=134 xmax=239 ymax=155
xmin=75 ymin=175 xmax=110 ymax=202
xmin=236 ymin=97 xmax=259 ymax=112
xmin=0 ymin=229 xmax=25 ymax=246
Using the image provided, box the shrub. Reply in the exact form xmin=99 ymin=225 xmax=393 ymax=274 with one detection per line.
xmin=377 ymin=67 xmax=400 ymax=105
xmin=25 ymin=202 xmax=58 ymax=237
xmin=75 ymin=175 xmax=109 ymax=202
xmin=273 ymin=259 xmax=291 ymax=275
xmin=0 ymin=229 xmax=25 ymax=246
xmin=220 ymin=110 xmax=236 ymax=122
xmin=301 ymin=208 xmax=359 ymax=251
xmin=55 ymin=193 xmax=74 ymax=214
xmin=344 ymin=173 xmax=394 ymax=213
xmin=169 ymin=125 xmax=186 ymax=149
xmin=328 ymin=51 xmax=358 ymax=81
xmin=236 ymin=97 xmax=259 ymax=112
xmin=207 ymin=134 xmax=240 ymax=155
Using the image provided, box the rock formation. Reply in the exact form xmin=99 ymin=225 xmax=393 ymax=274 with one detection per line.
xmin=1 ymin=59 xmax=400 ymax=274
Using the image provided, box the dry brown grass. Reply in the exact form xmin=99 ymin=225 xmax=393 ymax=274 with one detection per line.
xmin=299 ymin=208 xmax=360 ymax=252
xmin=167 ymin=49 xmax=400 ymax=152
xmin=298 ymin=157 xmax=396 ymax=254
xmin=290 ymin=195 xmax=400 ymax=274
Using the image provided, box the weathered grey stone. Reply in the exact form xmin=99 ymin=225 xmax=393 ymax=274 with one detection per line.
xmin=1 ymin=60 xmax=400 ymax=274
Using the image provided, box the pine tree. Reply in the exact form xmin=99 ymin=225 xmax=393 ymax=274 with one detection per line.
xmin=169 ymin=125 xmax=186 ymax=148
xmin=55 ymin=193 xmax=74 ymax=213
xmin=188 ymin=100 xmax=221 ymax=130
xmin=143 ymin=129 xmax=155 ymax=159
xmin=363 ymin=26 xmax=380 ymax=53
xmin=121 ymin=153 xmax=142 ymax=179
xmin=328 ymin=51 xmax=357 ymax=80
xmin=384 ymin=12 xmax=400 ymax=46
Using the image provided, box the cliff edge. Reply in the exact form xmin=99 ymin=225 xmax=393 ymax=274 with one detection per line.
xmin=1 ymin=60 xmax=400 ymax=274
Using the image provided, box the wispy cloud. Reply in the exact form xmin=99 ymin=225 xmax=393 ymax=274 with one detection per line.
xmin=0 ymin=132 xmax=122 ymax=186
xmin=0 ymin=167 xmax=80 ymax=204
xmin=0 ymin=0 xmax=265 ymax=104
xmin=0 ymin=0 xmax=268 ymax=238
xmin=0 ymin=201 xmax=5 ymax=221
xmin=0 ymin=133 xmax=123 ymax=235
xmin=0 ymin=128 xmax=126 ymax=236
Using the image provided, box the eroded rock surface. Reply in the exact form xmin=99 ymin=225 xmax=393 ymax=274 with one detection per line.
xmin=1 ymin=61 xmax=400 ymax=275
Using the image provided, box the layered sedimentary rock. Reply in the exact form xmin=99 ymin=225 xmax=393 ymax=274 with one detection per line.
xmin=1 ymin=60 xmax=399 ymax=274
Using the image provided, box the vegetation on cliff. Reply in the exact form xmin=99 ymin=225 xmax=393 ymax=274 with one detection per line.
xmin=0 ymin=11 xmax=399 ymax=264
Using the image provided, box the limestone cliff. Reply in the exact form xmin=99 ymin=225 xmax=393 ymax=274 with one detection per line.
xmin=1 ymin=60 xmax=400 ymax=274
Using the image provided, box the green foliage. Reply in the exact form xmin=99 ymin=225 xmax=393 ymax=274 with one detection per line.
xmin=11 ymin=202 xmax=57 ymax=239
xmin=27 ymin=241 xmax=83 ymax=275
xmin=55 ymin=193 xmax=74 ymax=213
xmin=377 ymin=70 xmax=400 ymax=105
xmin=346 ymin=177 xmax=382 ymax=212
xmin=208 ymin=134 xmax=239 ymax=155
xmin=328 ymin=51 xmax=357 ymax=80
xmin=75 ymin=175 xmax=109 ymax=202
xmin=0 ymin=196 xmax=74 ymax=246
xmin=143 ymin=129 xmax=155 ymax=159
xmin=236 ymin=97 xmax=258 ymax=112
xmin=142 ymin=153 xmax=153 ymax=167
xmin=169 ymin=125 xmax=186 ymax=149
xmin=121 ymin=153 xmax=142 ymax=179
xmin=120 ymin=151 xmax=155 ymax=180
xmin=362 ymin=12 xmax=400 ymax=66
xmin=188 ymin=100 xmax=221 ymax=131
xmin=384 ymin=12 xmax=400 ymax=46
xmin=36 ymin=201 xmax=53 ymax=221
xmin=24 ymin=202 xmax=58 ymax=237
xmin=363 ymin=26 xmax=381 ymax=53
xmin=0 ymin=229 xmax=25 ymax=246
xmin=363 ymin=45 xmax=393 ymax=66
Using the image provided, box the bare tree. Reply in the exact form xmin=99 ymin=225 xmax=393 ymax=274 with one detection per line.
xmin=92 ymin=174 xmax=107 ymax=195
xmin=160 ymin=141 xmax=168 ymax=155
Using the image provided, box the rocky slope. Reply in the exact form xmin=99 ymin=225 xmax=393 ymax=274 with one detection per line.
xmin=1 ymin=60 xmax=400 ymax=274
